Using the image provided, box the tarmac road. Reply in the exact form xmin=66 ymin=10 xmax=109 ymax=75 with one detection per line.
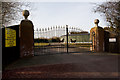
xmin=2 ymin=44 xmax=120 ymax=79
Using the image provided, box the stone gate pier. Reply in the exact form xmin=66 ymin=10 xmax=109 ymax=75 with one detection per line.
xmin=90 ymin=19 xmax=120 ymax=53
xmin=19 ymin=10 xmax=34 ymax=57
xmin=90 ymin=19 xmax=104 ymax=52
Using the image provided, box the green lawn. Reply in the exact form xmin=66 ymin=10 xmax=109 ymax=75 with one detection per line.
xmin=66 ymin=43 xmax=92 ymax=48
xmin=34 ymin=43 xmax=49 ymax=46
xmin=63 ymin=43 xmax=92 ymax=48
xmin=34 ymin=42 xmax=92 ymax=48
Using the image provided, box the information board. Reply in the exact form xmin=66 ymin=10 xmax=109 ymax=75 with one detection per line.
xmin=109 ymin=38 xmax=116 ymax=42
xmin=5 ymin=28 xmax=16 ymax=47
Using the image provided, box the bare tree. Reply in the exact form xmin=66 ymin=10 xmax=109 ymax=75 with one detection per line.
xmin=94 ymin=1 xmax=120 ymax=34
xmin=1 ymin=1 xmax=30 ymax=26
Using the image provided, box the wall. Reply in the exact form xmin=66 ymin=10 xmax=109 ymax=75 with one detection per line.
xmin=2 ymin=25 xmax=20 ymax=70
xmin=104 ymin=31 xmax=119 ymax=53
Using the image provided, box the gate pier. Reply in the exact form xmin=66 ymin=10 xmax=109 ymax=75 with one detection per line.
xmin=19 ymin=10 xmax=34 ymax=57
xmin=90 ymin=19 xmax=104 ymax=52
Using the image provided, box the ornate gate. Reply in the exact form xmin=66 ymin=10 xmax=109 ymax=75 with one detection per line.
xmin=34 ymin=25 xmax=91 ymax=55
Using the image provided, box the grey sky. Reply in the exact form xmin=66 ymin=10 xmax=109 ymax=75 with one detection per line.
xmin=9 ymin=0 xmax=113 ymax=32
xmin=27 ymin=2 xmax=107 ymax=32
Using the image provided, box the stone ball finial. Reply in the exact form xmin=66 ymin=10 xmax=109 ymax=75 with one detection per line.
xmin=66 ymin=25 xmax=68 ymax=28
xmin=94 ymin=19 xmax=99 ymax=24
xmin=22 ymin=10 xmax=30 ymax=19
xmin=94 ymin=19 xmax=99 ymax=27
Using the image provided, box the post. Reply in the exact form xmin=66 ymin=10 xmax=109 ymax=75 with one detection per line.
xmin=0 ymin=2 xmax=2 ymax=77
xmin=66 ymin=25 xmax=68 ymax=53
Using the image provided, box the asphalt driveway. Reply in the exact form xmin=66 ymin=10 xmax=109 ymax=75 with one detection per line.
xmin=2 ymin=44 xmax=120 ymax=79
xmin=3 ymin=53 xmax=119 ymax=78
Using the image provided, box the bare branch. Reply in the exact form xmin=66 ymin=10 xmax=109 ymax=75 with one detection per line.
xmin=94 ymin=1 xmax=120 ymax=33
xmin=1 ymin=2 xmax=30 ymax=26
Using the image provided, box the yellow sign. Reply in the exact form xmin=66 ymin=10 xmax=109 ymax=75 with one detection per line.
xmin=5 ymin=28 xmax=16 ymax=47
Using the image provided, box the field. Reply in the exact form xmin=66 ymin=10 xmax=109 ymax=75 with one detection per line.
xmin=34 ymin=43 xmax=49 ymax=46
xmin=34 ymin=42 xmax=92 ymax=48
xmin=68 ymin=43 xmax=92 ymax=48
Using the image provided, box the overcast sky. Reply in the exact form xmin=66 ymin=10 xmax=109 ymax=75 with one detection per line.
xmin=30 ymin=2 xmax=108 ymax=31
xmin=11 ymin=0 xmax=113 ymax=32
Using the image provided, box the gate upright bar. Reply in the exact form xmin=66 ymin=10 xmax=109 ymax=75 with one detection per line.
xmin=66 ymin=25 xmax=68 ymax=53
